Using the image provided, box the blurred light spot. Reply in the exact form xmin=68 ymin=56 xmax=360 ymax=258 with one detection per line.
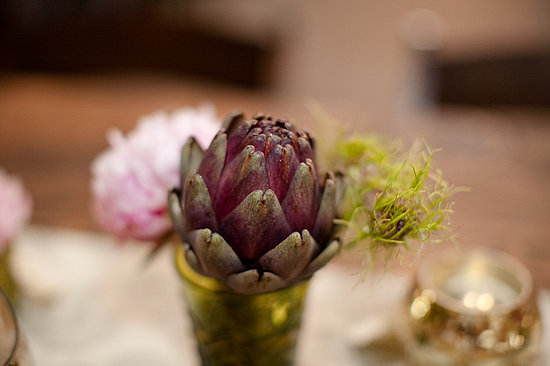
xmin=478 ymin=329 xmax=497 ymax=350
xmin=509 ymin=332 xmax=525 ymax=350
xmin=271 ymin=303 xmax=288 ymax=326
xmin=411 ymin=295 xmax=431 ymax=319
xmin=477 ymin=293 xmax=495 ymax=312
xmin=463 ymin=291 xmax=478 ymax=308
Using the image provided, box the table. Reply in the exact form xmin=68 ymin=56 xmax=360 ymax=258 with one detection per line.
xmin=12 ymin=226 xmax=550 ymax=365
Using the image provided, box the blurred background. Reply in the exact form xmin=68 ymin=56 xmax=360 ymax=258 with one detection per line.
xmin=2 ymin=0 xmax=550 ymax=106
xmin=1 ymin=0 xmax=550 ymax=286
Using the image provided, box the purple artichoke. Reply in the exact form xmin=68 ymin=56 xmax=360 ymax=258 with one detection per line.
xmin=169 ymin=112 xmax=341 ymax=294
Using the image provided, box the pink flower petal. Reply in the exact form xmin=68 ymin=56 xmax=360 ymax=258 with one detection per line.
xmin=90 ymin=104 xmax=220 ymax=242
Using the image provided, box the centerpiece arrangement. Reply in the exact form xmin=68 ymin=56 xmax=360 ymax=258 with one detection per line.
xmin=91 ymin=104 xmax=455 ymax=366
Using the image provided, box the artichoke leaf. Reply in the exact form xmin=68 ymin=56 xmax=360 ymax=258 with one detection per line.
xmin=184 ymin=173 xmax=217 ymax=231
xmin=168 ymin=190 xmax=187 ymax=239
xmin=297 ymin=136 xmax=315 ymax=164
xmin=281 ymin=160 xmax=318 ymax=232
xmin=219 ymin=189 xmax=292 ymax=264
xmin=225 ymin=269 xmax=287 ymax=295
xmin=266 ymin=144 xmax=299 ymax=201
xmin=259 ymin=230 xmax=316 ymax=280
xmin=215 ymin=147 xmax=269 ymax=219
xmin=197 ymin=132 xmax=227 ymax=197
xmin=188 ymin=229 xmax=245 ymax=278
xmin=182 ymin=242 xmax=203 ymax=274
xmin=312 ymin=172 xmax=337 ymax=243
xmin=225 ymin=120 xmax=255 ymax=164
xmin=180 ymin=137 xmax=204 ymax=186
xmin=222 ymin=110 xmax=245 ymax=136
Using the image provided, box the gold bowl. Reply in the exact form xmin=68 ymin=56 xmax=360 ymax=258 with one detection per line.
xmin=403 ymin=247 xmax=541 ymax=366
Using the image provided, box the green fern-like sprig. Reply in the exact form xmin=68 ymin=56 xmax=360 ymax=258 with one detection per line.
xmin=332 ymin=136 xmax=458 ymax=270
xmin=308 ymin=103 xmax=460 ymax=272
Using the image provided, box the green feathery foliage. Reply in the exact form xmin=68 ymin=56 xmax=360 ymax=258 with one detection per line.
xmin=334 ymin=136 xmax=457 ymax=267
xmin=309 ymin=103 xmax=459 ymax=270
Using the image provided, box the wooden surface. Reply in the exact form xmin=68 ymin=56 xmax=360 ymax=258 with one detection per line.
xmin=1 ymin=73 xmax=549 ymax=288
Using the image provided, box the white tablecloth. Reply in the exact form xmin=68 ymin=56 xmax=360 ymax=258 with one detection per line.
xmin=10 ymin=226 xmax=550 ymax=365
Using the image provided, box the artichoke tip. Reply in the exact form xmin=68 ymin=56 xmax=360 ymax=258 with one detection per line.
xmin=225 ymin=269 xmax=287 ymax=294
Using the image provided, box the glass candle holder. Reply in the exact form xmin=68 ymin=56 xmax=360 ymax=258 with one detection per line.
xmin=0 ymin=247 xmax=17 ymax=303
xmin=404 ymin=247 xmax=541 ymax=366
xmin=176 ymin=246 xmax=309 ymax=366
xmin=0 ymin=287 xmax=33 ymax=365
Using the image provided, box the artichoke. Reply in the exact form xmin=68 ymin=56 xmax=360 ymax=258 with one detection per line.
xmin=168 ymin=112 xmax=341 ymax=294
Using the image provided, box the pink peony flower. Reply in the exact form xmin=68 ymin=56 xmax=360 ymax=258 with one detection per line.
xmin=0 ymin=169 xmax=32 ymax=250
xmin=91 ymin=103 xmax=221 ymax=242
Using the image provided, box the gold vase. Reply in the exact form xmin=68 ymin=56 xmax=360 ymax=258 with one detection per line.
xmin=176 ymin=246 xmax=309 ymax=366
xmin=404 ymin=247 xmax=541 ymax=366
xmin=0 ymin=246 xmax=17 ymax=303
